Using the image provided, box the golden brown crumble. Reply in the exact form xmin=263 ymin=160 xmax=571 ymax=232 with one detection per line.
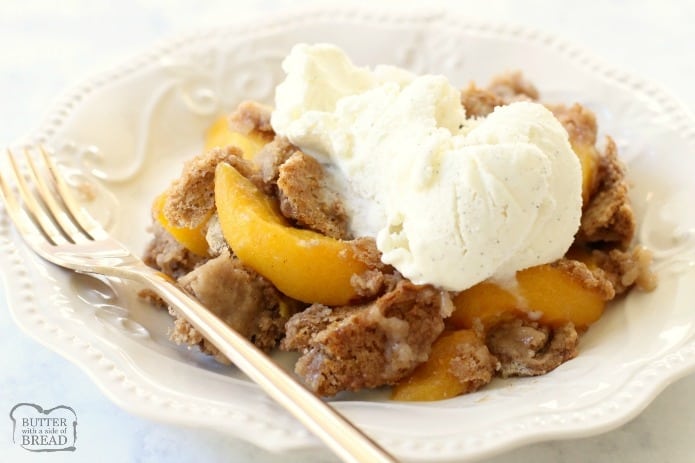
xmin=551 ymin=258 xmax=616 ymax=300
xmin=282 ymin=281 xmax=448 ymax=396
xmin=579 ymin=137 xmax=636 ymax=248
xmin=448 ymin=333 xmax=499 ymax=394
xmin=163 ymin=146 xmax=260 ymax=228
xmin=487 ymin=319 xmax=579 ymax=377
xmin=460 ymin=83 xmax=506 ymax=118
xmin=277 ymin=150 xmax=350 ymax=239
xmin=550 ymin=103 xmax=598 ymax=146
xmin=227 ymin=100 xmax=275 ymax=139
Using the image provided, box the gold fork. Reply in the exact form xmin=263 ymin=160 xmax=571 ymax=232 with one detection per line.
xmin=0 ymin=145 xmax=398 ymax=463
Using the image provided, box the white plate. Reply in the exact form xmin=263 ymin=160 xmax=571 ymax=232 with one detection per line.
xmin=2 ymin=5 xmax=695 ymax=462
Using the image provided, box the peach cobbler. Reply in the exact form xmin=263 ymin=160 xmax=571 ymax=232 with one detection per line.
xmin=142 ymin=44 xmax=656 ymax=401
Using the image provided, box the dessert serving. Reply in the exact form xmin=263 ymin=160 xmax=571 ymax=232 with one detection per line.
xmin=142 ymin=43 xmax=656 ymax=401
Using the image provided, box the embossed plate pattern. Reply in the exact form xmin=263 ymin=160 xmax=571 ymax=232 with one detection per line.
xmin=2 ymin=6 xmax=695 ymax=462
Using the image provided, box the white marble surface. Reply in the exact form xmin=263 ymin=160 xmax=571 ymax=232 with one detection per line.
xmin=2 ymin=0 xmax=695 ymax=462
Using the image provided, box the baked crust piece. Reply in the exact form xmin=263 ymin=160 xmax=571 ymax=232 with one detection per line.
xmin=254 ymin=136 xmax=299 ymax=191
xmin=487 ymin=70 xmax=540 ymax=102
xmin=163 ymin=146 xmax=261 ymax=228
xmin=227 ymin=100 xmax=275 ymax=140
xmin=460 ymin=70 xmax=539 ymax=118
xmin=170 ymin=250 xmax=295 ymax=358
xmin=590 ymin=245 xmax=657 ymax=295
xmin=142 ymin=222 xmax=206 ymax=279
xmin=460 ymin=83 xmax=506 ymax=118
xmin=486 ymin=319 xmax=578 ymax=377
xmin=448 ymin=333 xmax=500 ymax=394
xmin=347 ymin=237 xmax=400 ymax=299
xmin=551 ymin=258 xmax=616 ymax=300
xmin=282 ymin=281 xmax=449 ymax=396
xmin=277 ymin=150 xmax=350 ymax=239
xmin=550 ymin=102 xmax=598 ymax=147
xmin=579 ymin=136 xmax=636 ymax=248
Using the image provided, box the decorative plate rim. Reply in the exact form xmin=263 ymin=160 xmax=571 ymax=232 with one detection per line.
xmin=3 ymin=4 xmax=695 ymax=462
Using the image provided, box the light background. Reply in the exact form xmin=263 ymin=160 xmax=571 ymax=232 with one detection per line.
xmin=1 ymin=1 xmax=695 ymax=462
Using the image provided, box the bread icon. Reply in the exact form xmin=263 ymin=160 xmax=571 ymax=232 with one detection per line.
xmin=9 ymin=403 xmax=77 ymax=452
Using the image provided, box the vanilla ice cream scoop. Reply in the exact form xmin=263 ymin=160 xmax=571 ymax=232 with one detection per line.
xmin=271 ymin=43 xmax=582 ymax=291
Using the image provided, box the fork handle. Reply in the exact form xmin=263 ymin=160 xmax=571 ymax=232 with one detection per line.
xmin=137 ymin=268 xmax=398 ymax=463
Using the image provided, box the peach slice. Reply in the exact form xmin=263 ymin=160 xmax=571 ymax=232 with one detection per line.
xmin=392 ymin=330 xmax=493 ymax=401
xmin=450 ymin=262 xmax=609 ymax=330
xmin=153 ymin=192 xmax=210 ymax=257
xmin=449 ymin=280 xmax=521 ymax=329
xmin=214 ymin=162 xmax=368 ymax=305
xmin=204 ymin=114 xmax=267 ymax=160
xmin=572 ymin=141 xmax=599 ymax=207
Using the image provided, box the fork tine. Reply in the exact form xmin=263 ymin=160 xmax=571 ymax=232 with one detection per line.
xmin=0 ymin=165 xmax=51 ymax=250
xmin=23 ymin=146 xmax=90 ymax=244
xmin=5 ymin=148 xmax=69 ymax=246
xmin=38 ymin=145 xmax=110 ymax=241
